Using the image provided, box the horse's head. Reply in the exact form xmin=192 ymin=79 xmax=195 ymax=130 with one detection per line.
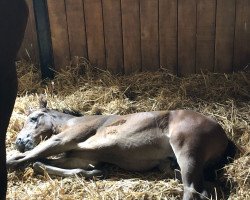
xmin=15 ymin=96 xmax=55 ymax=152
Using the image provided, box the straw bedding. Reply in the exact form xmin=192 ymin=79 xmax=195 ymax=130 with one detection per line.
xmin=6 ymin=59 xmax=249 ymax=199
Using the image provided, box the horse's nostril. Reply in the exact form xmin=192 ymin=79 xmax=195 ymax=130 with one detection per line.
xmin=15 ymin=138 xmax=26 ymax=152
xmin=16 ymin=138 xmax=22 ymax=144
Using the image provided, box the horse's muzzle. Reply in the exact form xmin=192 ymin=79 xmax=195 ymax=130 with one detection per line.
xmin=15 ymin=137 xmax=34 ymax=152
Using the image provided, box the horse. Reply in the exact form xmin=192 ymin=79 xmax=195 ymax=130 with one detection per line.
xmin=7 ymin=97 xmax=237 ymax=200
xmin=0 ymin=0 xmax=28 ymax=199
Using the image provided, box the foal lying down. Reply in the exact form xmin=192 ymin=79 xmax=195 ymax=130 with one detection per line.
xmin=7 ymin=97 xmax=237 ymax=200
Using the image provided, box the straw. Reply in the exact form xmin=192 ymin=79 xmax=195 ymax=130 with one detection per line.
xmin=6 ymin=59 xmax=250 ymax=199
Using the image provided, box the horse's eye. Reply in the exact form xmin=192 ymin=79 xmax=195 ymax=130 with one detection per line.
xmin=30 ymin=117 xmax=38 ymax=122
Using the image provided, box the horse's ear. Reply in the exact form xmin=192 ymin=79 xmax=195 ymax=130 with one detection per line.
xmin=39 ymin=94 xmax=47 ymax=109
xmin=25 ymin=107 xmax=34 ymax=115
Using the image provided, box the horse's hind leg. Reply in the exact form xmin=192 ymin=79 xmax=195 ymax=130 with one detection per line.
xmin=33 ymin=162 xmax=104 ymax=178
xmin=177 ymin=155 xmax=209 ymax=200
xmin=170 ymin=139 xmax=209 ymax=200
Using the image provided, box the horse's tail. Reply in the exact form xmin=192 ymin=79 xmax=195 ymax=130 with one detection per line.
xmin=204 ymin=139 xmax=244 ymax=181
xmin=216 ymin=139 xmax=246 ymax=170
xmin=225 ymin=138 xmax=247 ymax=159
xmin=222 ymin=139 xmax=239 ymax=163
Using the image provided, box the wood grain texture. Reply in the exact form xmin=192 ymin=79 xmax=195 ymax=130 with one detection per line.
xmin=83 ymin=0 xmax=106 ymax=69
xmin=196 ymin=0 xmax=216 ymax=73
xmin=159 ymin=0 xmax=177 ymax=74
xmin=178 ymin=0 xmax=197 ymax=76
xmin=18 ymin=0 xmax=39 ymax=63
xmin=20 ymin=0 xmax=249 ymax=75
xmin=33 ymin=0 xmax=54 ymax=79
xmin=233 ymin=0 xmax=250 ymax=71
xmin=140 ymin=0 xmax=159 ymax=71
xmin=121 ymin=0 xmax=141 ymax=74
xmin=102 ymin=0 xmax=123 ymax=74
xmin=65 ymin=0 xmax=87 ymax=59
xmin=215 ymin=0 xmax=236 ymax=73
xmin=47 ymin=0 xmax=70 ymax=69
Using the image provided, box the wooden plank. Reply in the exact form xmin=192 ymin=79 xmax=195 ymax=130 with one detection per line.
xmin=17 ymin=0 xmax=30 ymax=60
xmin=33 ymin=0 xmax=54 ymax=79
xmin=83 ymin=0 xmax=106 ymax=69
xmin=140 ymin=0 xmax=159 ymax=71
xmin=121 ymin=0 xmax=141 ymax=74
xmin=65 ymin=0 xmax=88 ymax=59
xmin=18 ymin=0 xmax=39 ymax=63
xmin=214 ymin=0 xmax=236 ymax=73
xmin=233 ymin=0 xmax=250 ymax=71
xmin=159 ymin=0 xmax=177 ymax=74
xmin=196 ymin=0 xmax=216 ymax=73
xmin=178 ymin=0 xmax=197 ymax=76
xmin=47 ymin=0 xmax=70 ymax=69
xmin=102 ymin=0 xmax=123 ymax=74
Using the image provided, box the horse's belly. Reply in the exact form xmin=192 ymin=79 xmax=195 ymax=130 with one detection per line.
xmin=77 ymin=124 xmax=174 ymax=171
xmin=105 ymin=131 xmax=174 ymax=171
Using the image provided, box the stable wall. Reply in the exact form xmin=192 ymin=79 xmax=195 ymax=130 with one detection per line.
xmin=18 ymin=0 xmax=250 ymax=77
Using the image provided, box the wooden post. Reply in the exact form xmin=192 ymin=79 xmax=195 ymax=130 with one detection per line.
xmin=33 ymin=0 xmax=54 ymax=79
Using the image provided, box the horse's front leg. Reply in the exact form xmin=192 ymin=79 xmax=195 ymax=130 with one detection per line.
xmin=0 ymin=62 xmax=17 ymax=199
xmin=7 ymin=134 xmax=76 ymax=170
xmin=0 ymin=0 xmax=28 ymax=198
xmin=32 ymin=155 xmax=105 ymax=178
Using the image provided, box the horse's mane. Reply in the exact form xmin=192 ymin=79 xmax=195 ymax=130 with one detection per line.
xmin=62 ymin=109 xmax=84 ymax=117
xmin=52 ymin=108 xmax=84 ymax=117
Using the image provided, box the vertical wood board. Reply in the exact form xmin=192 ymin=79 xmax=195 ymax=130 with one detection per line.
xmin=140 ymin=0 xmax=159 ymax=71
xmin=121 ymin=0 xmax=141 ymax=74
xmin=102 ymin=0 xmax=123 ymax=74
xmin=178 ymin=0 xmax=197 ymax=76
xmin=65 ymin=0 xmax=88 ymax=60
xmin=233 ymin=0 xmax=250 ymax=71
xmin=18 ymin=0 xmax=39 ymax=63
xmin=196 ymin=0 xmax=216 ymax=73
xmin=84 ymin=0 xmax=106 ymax=69
xmin=215 ymin=0 xmax=236 ymax=73
xmin=33 ymin=0 xmax=54 ymax=79
xmin=47 ymin=0 xmax=70 ymax=69
xmin=159 ymin=0 xmax=177 ymax=74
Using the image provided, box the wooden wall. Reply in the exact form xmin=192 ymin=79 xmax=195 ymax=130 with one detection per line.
xmin=18 ymin=0 xmax=39 ymax=63
xmin=18 ymin=0 xmax=250 ymax=76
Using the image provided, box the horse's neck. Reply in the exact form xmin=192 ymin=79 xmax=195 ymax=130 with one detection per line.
xmin=51 ymin=111 xmax=77 ymax=133
xmin=56 ymin=115 xmax=109 ymax=132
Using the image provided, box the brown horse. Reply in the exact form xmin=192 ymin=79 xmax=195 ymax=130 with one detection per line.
xmin=7 ymin=97 xmax=237 ymax=200
xmin=0 ymin=0 xmax=28 ymax=199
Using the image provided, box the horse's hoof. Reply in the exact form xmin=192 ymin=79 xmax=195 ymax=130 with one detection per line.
xmin=33 ymin=162 xmax=46 ymax=174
